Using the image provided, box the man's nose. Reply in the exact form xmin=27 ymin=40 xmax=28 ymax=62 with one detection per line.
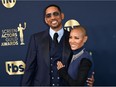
xmin=51 ymin=15 xmax=56 ymax=19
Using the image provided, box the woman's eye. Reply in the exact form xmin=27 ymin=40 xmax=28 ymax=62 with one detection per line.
xmin=75 ymin=37 xmax=79 ymax=39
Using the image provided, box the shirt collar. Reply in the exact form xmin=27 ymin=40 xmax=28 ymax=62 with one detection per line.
xmin=49 ymin=28 xmax=64 ymax=42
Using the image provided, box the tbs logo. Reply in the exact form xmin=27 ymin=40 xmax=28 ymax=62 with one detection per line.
xmin=5 ymin=60 xmax=25 ymax=75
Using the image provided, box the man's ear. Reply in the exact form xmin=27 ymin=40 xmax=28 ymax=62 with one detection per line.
xmin=61 ymin=13 xmax=64 ymax=20
xmin=45 ymin=17 xmax=48 ymax=24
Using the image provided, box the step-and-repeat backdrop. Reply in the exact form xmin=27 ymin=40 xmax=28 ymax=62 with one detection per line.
xmin=0 ymin=0 xmax=116 ymax=86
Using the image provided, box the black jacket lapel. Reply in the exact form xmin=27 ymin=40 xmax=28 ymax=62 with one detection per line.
xmin=39 ymin=29 xmax=50 ymax=68
xmin=62 ymin=30 xmax=71 ymax=67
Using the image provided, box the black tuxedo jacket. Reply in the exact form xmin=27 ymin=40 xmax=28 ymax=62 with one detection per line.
xmin=21 ymin=29 xmax=71 ymax=86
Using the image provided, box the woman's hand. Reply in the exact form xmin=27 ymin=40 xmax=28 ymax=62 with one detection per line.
xmin=57 ymin=61 xmax=65 ymax=70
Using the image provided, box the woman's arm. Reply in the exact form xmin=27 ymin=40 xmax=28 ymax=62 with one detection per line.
xmin=57 ymin=58 xmax=92 ymax=86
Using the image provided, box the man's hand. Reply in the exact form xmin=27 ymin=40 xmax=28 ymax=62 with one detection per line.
xmin=86 ymin=72 xmax=95 ymax=87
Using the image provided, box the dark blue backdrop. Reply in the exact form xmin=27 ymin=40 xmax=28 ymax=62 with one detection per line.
xmin=0 ymin=1 xmax=116 ymax=86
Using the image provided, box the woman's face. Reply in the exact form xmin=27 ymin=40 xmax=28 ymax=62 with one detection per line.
xmin=69 ymin=29 xmax=87 ymax=50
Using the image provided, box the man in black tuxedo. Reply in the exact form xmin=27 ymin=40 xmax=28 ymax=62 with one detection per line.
xmin=21 ymin=4 xmax=94 ymax=86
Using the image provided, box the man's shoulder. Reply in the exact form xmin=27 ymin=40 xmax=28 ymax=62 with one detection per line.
xmin=64 ymin=29 xmax=70 ymax=38
xmin=32 ymin=29 xmax=48 ymax=37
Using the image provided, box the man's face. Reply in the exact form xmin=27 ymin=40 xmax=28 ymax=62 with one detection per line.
xmin=45 ymin=6 xmax=64 ymax=31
